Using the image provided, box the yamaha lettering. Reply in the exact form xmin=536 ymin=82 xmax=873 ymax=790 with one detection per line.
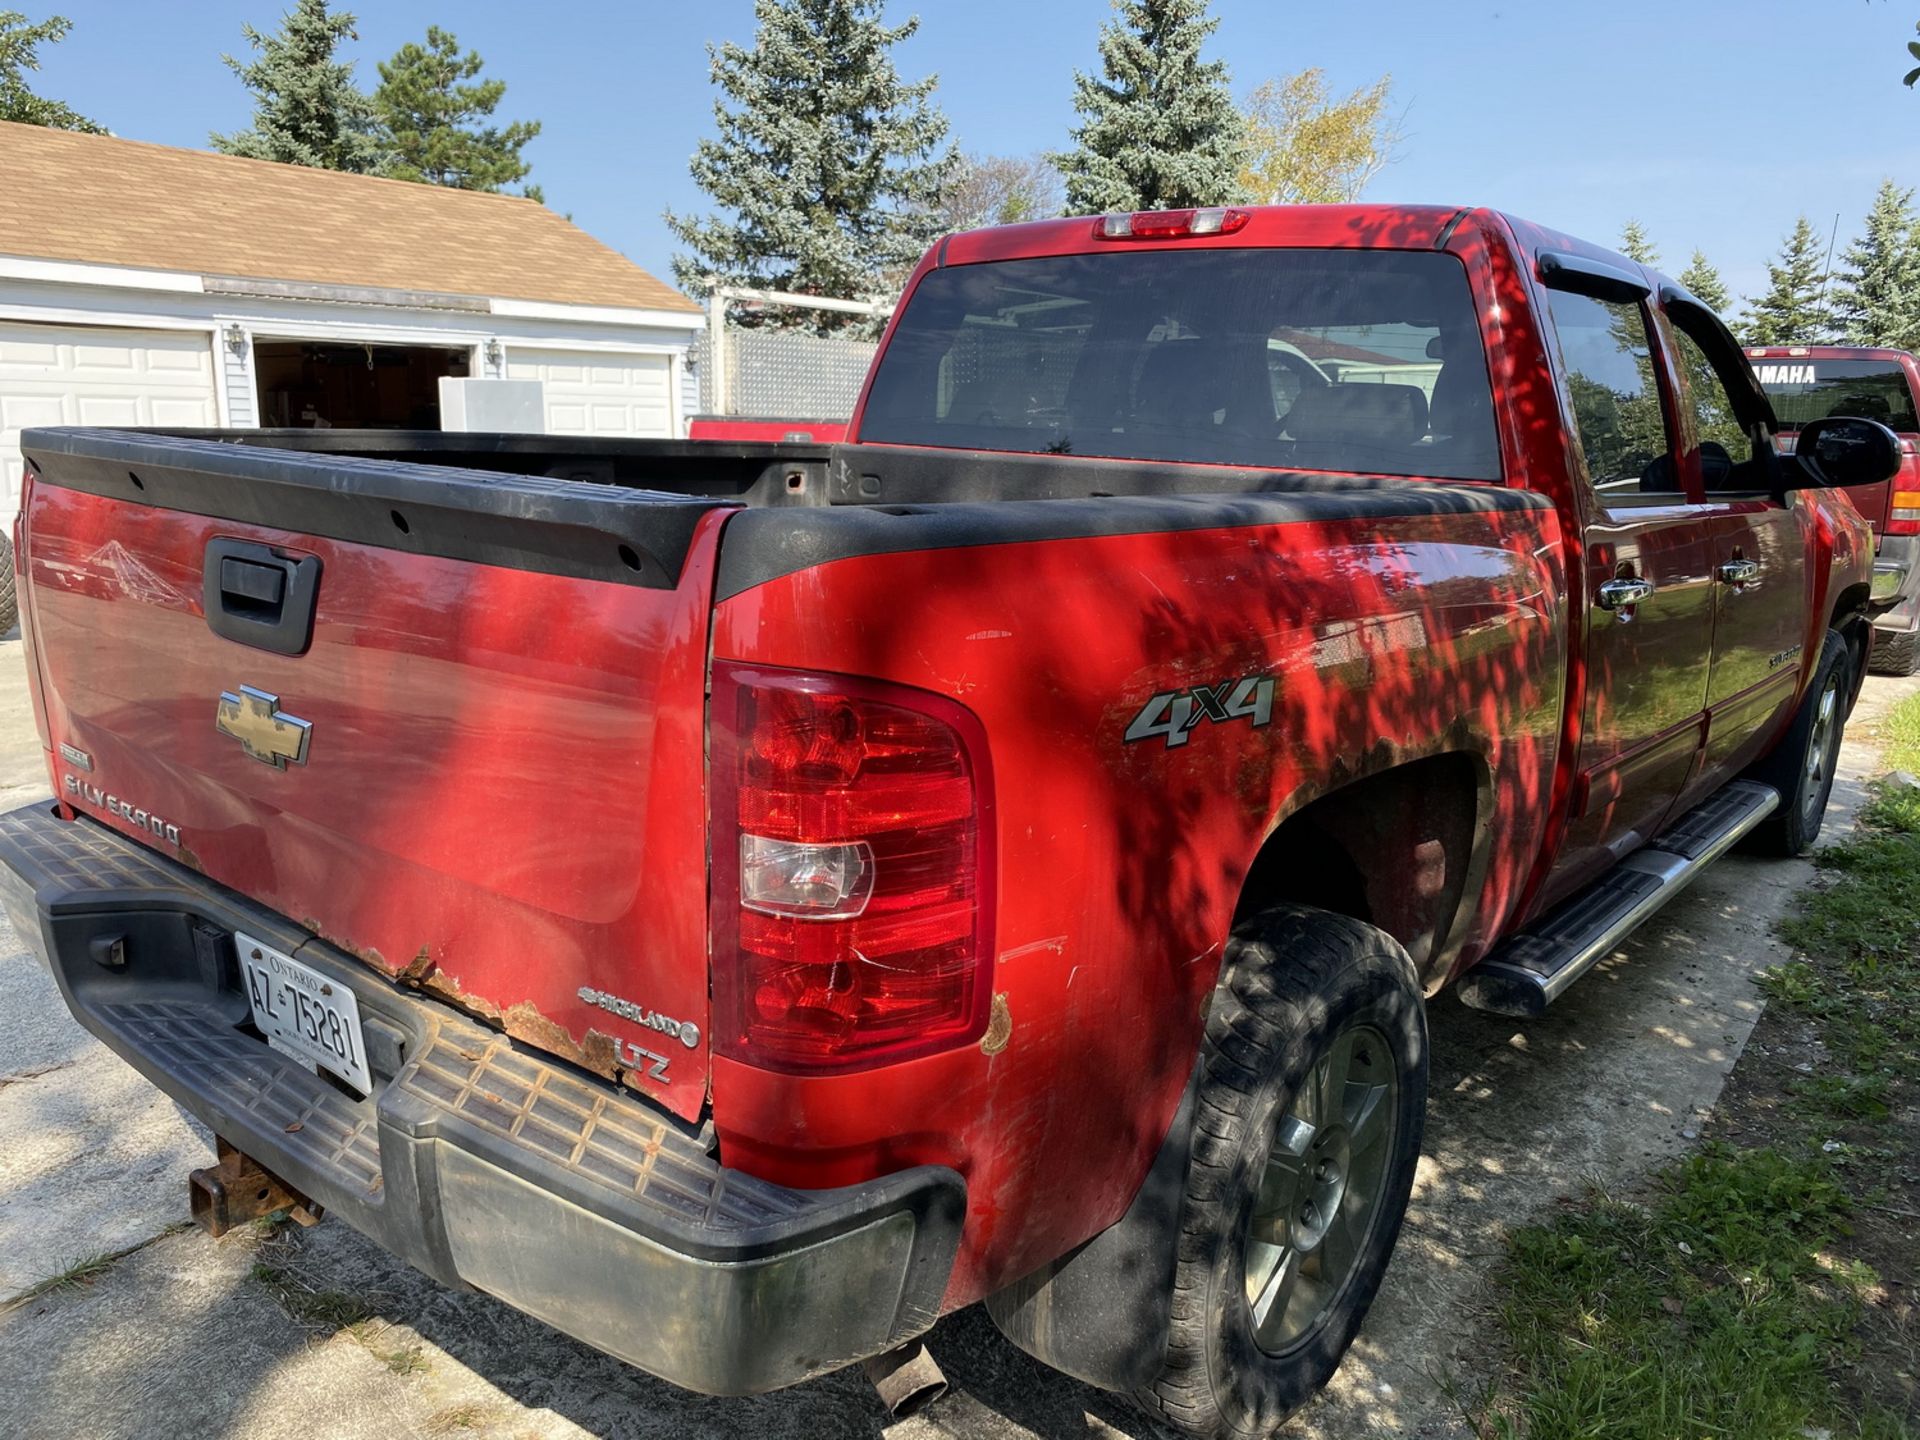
xmin=1125 ymin=675 xmax=1276 ymax=748
xmin=1754 ymin=363 xmax=1818 ymax=385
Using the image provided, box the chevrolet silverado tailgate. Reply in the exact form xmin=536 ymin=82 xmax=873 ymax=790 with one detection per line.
xmin=17 ymin=428 xmax=729 ymax=1120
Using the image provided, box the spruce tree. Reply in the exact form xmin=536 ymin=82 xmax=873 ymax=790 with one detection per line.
xmin=374 ymin=27 xmax=541 ymax=200
xmin=665 ymin=0 xmax=953 ymax=329
xmin=1678 ymin=250 xmax=1731 ymax=315
xmin=211 ymin=0 xmax=384 ymax=174
xmin=0 ymin=10 xmax=101 ymax=132
xmin=1618 ymin=219 xmax=1659 ymax=267
xmin=1052 ymin=0 xmax=1246 ymax=213
xmin=1741 ymin=216 xmax=1833 ymax=345
xmin=1830 ymin=180 xmax=1920 ymax=348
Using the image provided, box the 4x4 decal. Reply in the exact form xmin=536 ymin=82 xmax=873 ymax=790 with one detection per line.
xmin=1124 ymin=675 xmax=1276 ymax=748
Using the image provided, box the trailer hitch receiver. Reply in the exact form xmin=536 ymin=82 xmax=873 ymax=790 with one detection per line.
xmin=188 ymin=1138 xmax=324 ymax=1237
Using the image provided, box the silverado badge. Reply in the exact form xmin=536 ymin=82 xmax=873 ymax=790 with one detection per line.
xmin=216 ymin=685 xmax=312 ymax=769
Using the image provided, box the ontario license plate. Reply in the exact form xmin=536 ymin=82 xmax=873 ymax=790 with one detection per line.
xmin=238 ymin=932 xmax=372 ymax=1096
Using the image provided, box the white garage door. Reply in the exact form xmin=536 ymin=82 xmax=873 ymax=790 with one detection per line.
xmin=1 ymin=322 xmax=219 ymax=513
xmin=505 ymin=348 xmax=673 ymax=437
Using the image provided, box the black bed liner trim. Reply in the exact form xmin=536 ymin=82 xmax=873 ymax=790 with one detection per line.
xmin=21 ymin=427 xmax=741 ymax=590
xmin=716 ymin=445 xmax=1553 ymax=598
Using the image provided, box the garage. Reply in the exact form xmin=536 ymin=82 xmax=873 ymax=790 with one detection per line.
xmin=505 ymin=348 xmax=675 ymax=436
xmin=0 ymin=322 xmax=219 ymax=514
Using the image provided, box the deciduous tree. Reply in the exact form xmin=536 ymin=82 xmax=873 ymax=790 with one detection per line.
xmin=939 ymin=152 xmax=1064 ymax=230
xmin=374 ymin=27 xmax=541 ymax=200
xmin=1741 ymin=216 xmax=1833 ymax=345
xmin=1051 ymin=0 xmax=1245 ymax=213
xmin=1830 ymin=179 xmax=1920 ymax=348
xmin=0 ymin=9 xmax=101 ymax=132
xmin=1238 ymin=68 xmax=1395 ymax=205
xmin=212 ymin=0 xmax=384 ymax=173
xmin=665 ymin=0 xmax=953 ymax=330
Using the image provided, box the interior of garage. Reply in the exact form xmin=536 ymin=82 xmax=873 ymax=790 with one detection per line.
xmin=252 ymin=341 xmax=471 ymax=429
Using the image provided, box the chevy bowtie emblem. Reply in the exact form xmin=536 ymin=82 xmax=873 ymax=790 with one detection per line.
xmin=216 ymin=685 xmax=311 ymax=769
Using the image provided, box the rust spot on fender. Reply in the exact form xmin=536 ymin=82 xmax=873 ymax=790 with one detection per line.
xmin=398 ymin=945 xmax=435 ymax=982
xmin=980 ymin=993 xmax=1013 ymax=1055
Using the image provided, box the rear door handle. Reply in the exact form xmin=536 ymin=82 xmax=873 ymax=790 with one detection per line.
xmin=1718 ymin=558 xmax=1761 ymax=585
xmin=1596 ymin=577 xmax=1655 ymax=610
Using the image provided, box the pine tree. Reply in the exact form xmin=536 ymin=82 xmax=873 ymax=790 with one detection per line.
xmin=665 ymin=0 xmax=953 ymax=330
xmin=374 ymin=27 xmax=541 ymax=200
xmin=1678 ymin=249 xmax=1731 ymax=314
xmin=1052 ymin=0 xmax=1246 ymax=214
xmin=0 ymin=10 xmax=101 ymax=131
xmin=1830 ymin=180 xmax=1920 ymax=348
xmin=211 ymin=0 xmax=384 ymax=174
xmin=1618 ymin=219 xmax=1659 ymax=266
xmin=1741 ymin=216 xmax=1833 ymax=345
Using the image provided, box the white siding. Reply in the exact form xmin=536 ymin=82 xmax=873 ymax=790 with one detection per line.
xmin=504 ymin=348 xmax=674 ymax=437
xmin=0 ymin=322 xmax=218 ymax=512
xmin=220 ymin=334 xmax=257 ymax=427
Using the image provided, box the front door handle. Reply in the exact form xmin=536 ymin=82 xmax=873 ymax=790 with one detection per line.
xmin=1596 ymin=577 xmax=1655 ymax=610
xmin=1718 ymin=558 xmax=1761 ymax=585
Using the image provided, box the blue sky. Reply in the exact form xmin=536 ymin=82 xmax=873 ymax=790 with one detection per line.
xmin=30 ymin=1 xmax=1920 ymax=309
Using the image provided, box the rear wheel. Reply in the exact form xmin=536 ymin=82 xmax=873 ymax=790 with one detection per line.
xmin=1869 ymin=627 xmax=1919 ymax=677
xmin=1132 ymin=905 xmax=1427 ymax=1439
xmin=1748 ymin=631 xmax=1850 ymax=856
xmin=0 ymin=531 xmax=15 ymax=636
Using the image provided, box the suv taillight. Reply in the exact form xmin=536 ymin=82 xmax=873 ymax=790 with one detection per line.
xmin=1888 ymin=486 xmax=1920 ymax=537
xmin=709 ymin=664 xmax=994 ymax=1073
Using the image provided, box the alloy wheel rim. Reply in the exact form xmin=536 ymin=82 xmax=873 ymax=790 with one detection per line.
xmin=1243 ymin=1021 xmax=1398 ymax=1355
xmin=1803 ymin=676 xmax=1840 ymax=827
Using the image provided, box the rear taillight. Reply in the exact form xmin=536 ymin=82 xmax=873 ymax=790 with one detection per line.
xmin=710 ymin=664 xmax=994 ymax=1073
xmin=1889 ymin=488 xmax=1920 ymax=536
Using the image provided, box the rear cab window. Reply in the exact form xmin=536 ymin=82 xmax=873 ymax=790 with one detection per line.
xmin=858 ymin=248 xmax=1503 ymax=481
xmin=1752 ymin=356 xmax=1920 ymax=434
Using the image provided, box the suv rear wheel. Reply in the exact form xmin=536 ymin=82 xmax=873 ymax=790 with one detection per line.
xmin=1132 ymin=904 xmax=1427 ymax=1439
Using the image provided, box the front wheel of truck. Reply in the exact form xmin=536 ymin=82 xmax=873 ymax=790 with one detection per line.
xmin=1133 ymin=904 xmax=1427 ymax=1440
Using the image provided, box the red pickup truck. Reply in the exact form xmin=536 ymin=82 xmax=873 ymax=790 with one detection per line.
xmin=1749 ymin=345 xmax=1920 ymax=674
xmin=0 ymin=205 xmax=1891 ymax=1437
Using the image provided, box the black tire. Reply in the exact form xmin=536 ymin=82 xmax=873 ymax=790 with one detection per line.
xmin=0 ymin=531 xmax=15 ymax=637
xmin=1132 ymin=905 xmax=1428 ymax=1439
xmin=1747 ymin=630 xmax=1851 ymax=856
xmin=1869 ymin=627 xmax=1919 ymax=677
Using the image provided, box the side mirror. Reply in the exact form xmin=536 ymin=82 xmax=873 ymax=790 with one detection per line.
xmin=1791 ymin=415 xmax=1902 ymax=490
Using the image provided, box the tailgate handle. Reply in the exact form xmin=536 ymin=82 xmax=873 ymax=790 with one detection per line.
xmin=203 ymin=538 xmax=321 ymax=656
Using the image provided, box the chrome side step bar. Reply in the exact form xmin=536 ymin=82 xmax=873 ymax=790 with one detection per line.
xmin=1457 ymin=780 xmax=1780 ymax=1018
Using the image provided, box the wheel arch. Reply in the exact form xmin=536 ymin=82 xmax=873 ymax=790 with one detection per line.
xmin=1233 ymin=751 xmax=1493 ymax=992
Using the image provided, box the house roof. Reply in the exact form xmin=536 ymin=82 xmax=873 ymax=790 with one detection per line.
xmin=0 ymin=121 xmax=698 ymax=314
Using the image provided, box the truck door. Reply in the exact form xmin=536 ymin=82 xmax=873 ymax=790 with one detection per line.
xmin=1662 ymin=301 xmax=1811 ymax=789
xmin=1534 ymin=280 xmax=1719 ymax=907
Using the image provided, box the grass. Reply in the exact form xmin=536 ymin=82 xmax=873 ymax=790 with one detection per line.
xmin=1477 ymin=693 xmax=1920 ymax=1440
xmin=1881 ymin=692 xmax=1920 ymax=775
xmin=1 ymin=1223 xmax=196 ymax=1313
